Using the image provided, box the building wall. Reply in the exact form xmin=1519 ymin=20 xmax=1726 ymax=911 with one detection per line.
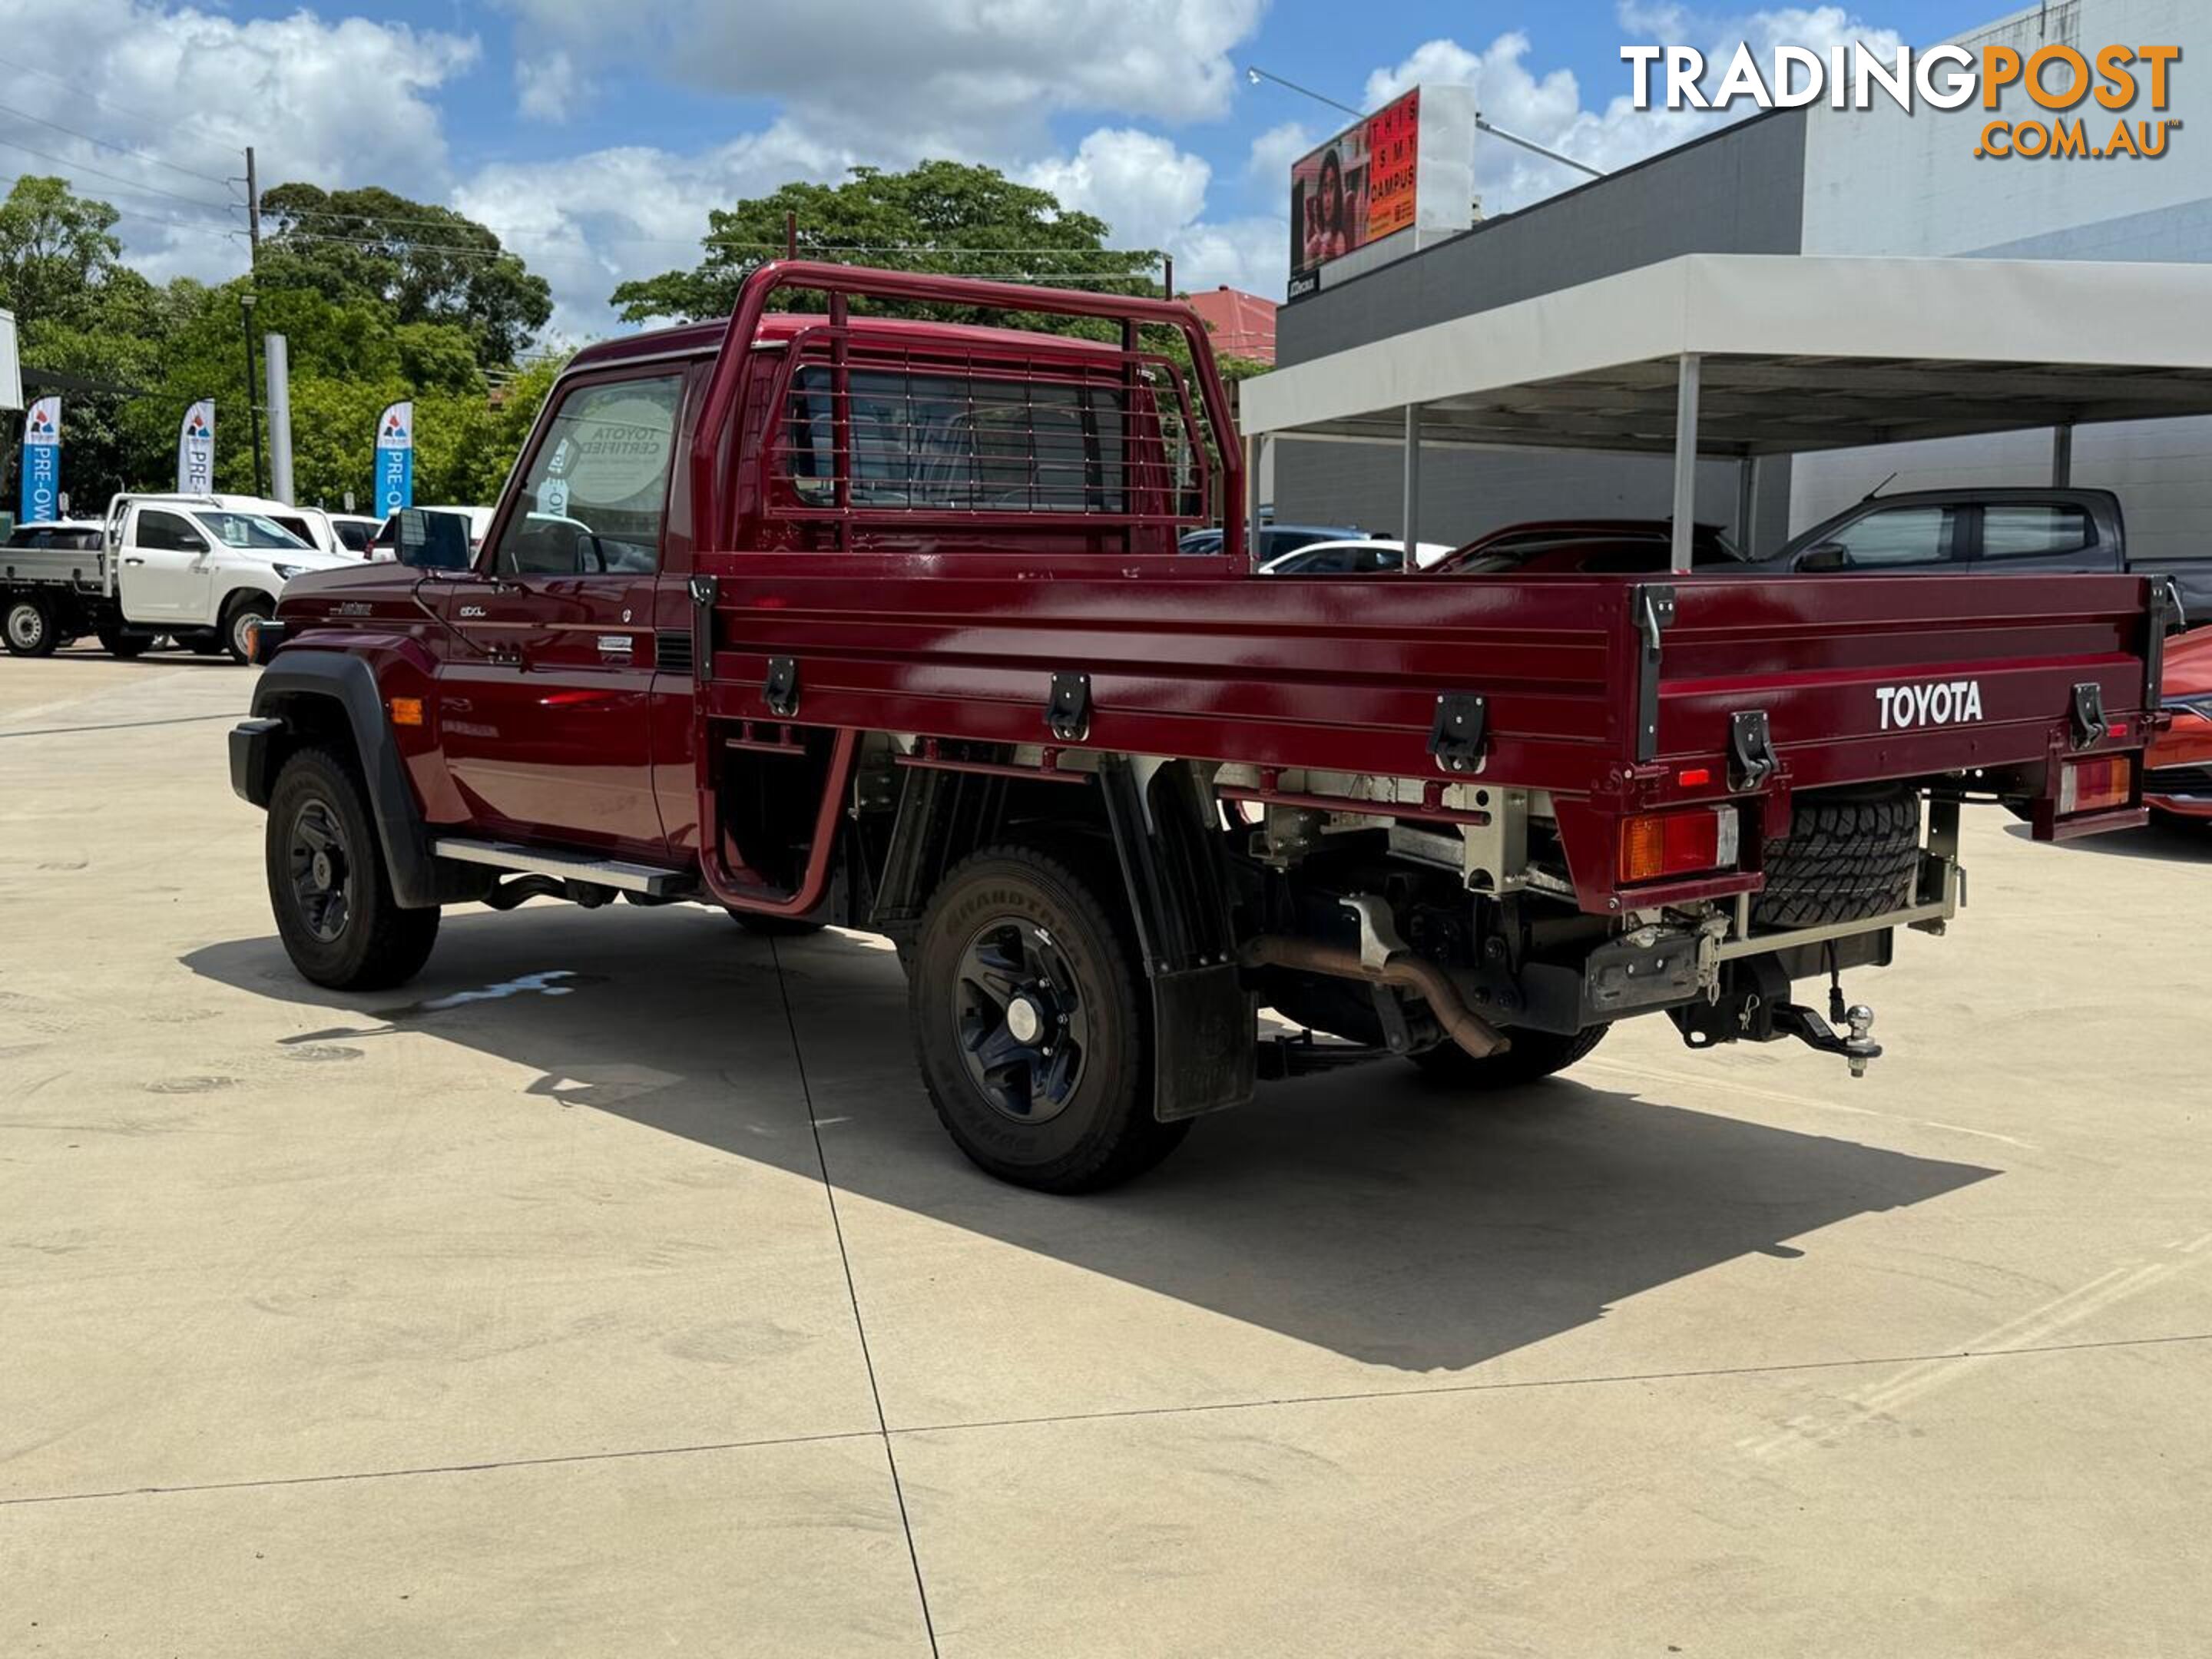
xmin=1273 ymin=112 xmax=1807 ymax=550
xmin=1277 ymin=112 xmax=1808 ymax=368
xmin=1793 ymin=0 xmax=2212 ymax=562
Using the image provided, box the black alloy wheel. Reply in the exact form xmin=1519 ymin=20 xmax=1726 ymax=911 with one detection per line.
xmin=952 ymin=916 xmax=1091 ymax=1124
xmin=286 ymin=795 xmax=355 ymax=945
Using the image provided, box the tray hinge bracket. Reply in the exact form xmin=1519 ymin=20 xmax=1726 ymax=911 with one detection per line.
xmin=1728 ymin=709 xmax=1779 ymax=791
xmin=1427 ymin=693 xmax=1488 ymax=775
xmin=1047 ymin=671 xmax=1092 ymax=743
xmin=765 ymin=656 xmax=800 ymax=719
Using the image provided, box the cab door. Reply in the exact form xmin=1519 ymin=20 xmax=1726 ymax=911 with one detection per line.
xmin=118 ymin=507 xmax=216 ymax=622
xmin=435 ymin=370 xmax=684 ymax=856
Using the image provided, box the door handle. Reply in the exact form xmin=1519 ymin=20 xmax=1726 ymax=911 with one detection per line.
xmin=124 ymin=556 xmax=145 ymax=566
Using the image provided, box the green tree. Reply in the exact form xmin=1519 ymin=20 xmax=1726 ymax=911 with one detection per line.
xmin=0 ymin=175 xmax=125 ymax=328
xmin=610 ymin=160 xmax=1161 ymax=335
xmin=260 ymin=184 xmax=553 ymax=369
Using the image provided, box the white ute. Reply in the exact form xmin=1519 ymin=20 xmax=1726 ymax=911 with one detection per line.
xmin=0 ymin=493 xmax=356 ymax=663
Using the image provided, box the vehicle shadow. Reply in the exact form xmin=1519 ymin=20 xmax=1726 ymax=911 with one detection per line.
xmin=2004 ymin=819 xmax=2210 ymax=862
xmin=183 ymin=906 xmax=1997 ymax=1374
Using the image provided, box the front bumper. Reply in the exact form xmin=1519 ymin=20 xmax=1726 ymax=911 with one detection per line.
xmin=229 ymin=717 xmax=284 ymax=806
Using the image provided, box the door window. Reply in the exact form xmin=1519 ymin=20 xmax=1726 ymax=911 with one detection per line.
xmin=1824 ymin=506 xmax=1962 ymax=567
xmin=1981 ymin=504 xmax=2094 ymax=558
xmin=492 ymin=375 xmax=680 ymax=577
xmin=136 ymin=510 xmax=206 ymax=552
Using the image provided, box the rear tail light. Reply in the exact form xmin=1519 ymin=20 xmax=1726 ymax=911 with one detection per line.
xmin=1619 ymin=806 xmax=1740 ymax=885
xmin=2058 ymin=755 xmax=2131 ymax=816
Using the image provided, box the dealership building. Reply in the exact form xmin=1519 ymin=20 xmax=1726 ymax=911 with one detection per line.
xmin=1266 ymin=0 xmax=2211 ymax=566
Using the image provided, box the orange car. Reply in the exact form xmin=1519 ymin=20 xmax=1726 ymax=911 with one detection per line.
xmin=2147 ymin=627 xmax=2212 ymax=822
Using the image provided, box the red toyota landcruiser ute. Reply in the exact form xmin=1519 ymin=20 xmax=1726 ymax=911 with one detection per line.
xmin=230 ymin=264 xmax=2171 ymax=1191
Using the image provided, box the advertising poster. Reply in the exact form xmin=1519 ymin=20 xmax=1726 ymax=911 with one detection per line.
xmin=177 ymin=400 xmax=215 ymax=494
xmin=1290 ymin=88 xmax=1422 ymax=283
xmin=19 ymin=395 xmax=60 ymax=524
xmin=376 ymin=400 xmax=415 ymax=516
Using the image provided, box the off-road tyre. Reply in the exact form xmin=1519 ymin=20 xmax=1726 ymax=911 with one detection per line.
xmin=221 ymin=594 xmax=273 ymax=664
xmin=97 ymin=627 xmax=153 ymax=660
xmin=910 ymin=845 xmax=1187 ymax=1193
xmin=1754 ymin=789 xmax=1922 ymax=929
xmin=730 ymin=912 xmax=826 ymax=938
xmin=5 ymin=595 xmax=59 ymax=657
xmin=1412 ymin=1023 xmax=1609 ymax=1089
xmin=266 ymin=745 xmax=439 ymax=991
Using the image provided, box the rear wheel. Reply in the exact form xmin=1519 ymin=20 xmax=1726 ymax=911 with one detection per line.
xmin=265 ymin=745 xmax=439 ymax=990
xmin=222 ymin=594 xmax=273 ymax=664
xmin=909 ymin=846 xmax=1187 ymax=1192
xmin=1412 ymin=1024 xmax=1609 ymax=1089
xmin=5 ymin=596 xmax=59 ymax=657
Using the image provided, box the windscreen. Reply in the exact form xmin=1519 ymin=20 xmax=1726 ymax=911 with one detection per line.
xmin=191 ymin=511 xmax=312 ymax=551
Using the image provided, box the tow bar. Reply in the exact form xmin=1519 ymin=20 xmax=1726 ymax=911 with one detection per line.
xmin=1773 ymin=1000 xmax=1883 ymax=1078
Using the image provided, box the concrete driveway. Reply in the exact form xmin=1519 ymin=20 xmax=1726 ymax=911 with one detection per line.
xmin=4 ymin=646 xmax=2209 ymax=1657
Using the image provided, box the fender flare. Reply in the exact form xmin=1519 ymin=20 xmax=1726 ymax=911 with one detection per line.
xmin=244 ymin=650 xmax=439 ymax=909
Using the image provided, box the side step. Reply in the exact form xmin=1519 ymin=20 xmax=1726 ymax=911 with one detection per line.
xmin=432 ymin=837 xmax=692 ymax=899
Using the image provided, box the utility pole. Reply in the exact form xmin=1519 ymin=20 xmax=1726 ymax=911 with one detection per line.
xmin=244 ymin=146 xmax=260 ymax=269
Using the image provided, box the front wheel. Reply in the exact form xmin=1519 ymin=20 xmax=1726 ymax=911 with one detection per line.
xmin=5 ymin=595 xmax=59 ymax=657
xmin=222 ymin=595 xmax=273 ymax=664
xmin=909 ymin=846 xmax=1187 ymax=1192
xmin=265 ymin=745 xmax=439 ymax=990
xmin=1412 ymin=1023 xmax=1609 ymax=1090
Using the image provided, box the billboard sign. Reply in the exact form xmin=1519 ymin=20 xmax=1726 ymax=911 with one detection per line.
xmin=19 ymin=395 xmax=60 ymax=524
xmin=376 ymin=400 xmax=415 ymax=516
xmin=1286 ymin=84 xmax=1477 ymax=299
xmin=177 ymin=399 xmax=215 ymax=493
xmin=1291 ymin=89 xmax=1422 ymax=281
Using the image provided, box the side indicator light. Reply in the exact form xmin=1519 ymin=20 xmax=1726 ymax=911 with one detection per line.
xmin=388 ymin=697 xmax=426 ymax=727
xmin=1619 ymin=806 xmax=1741 ymax=885
xmin=1676 ymin=767 xmax=1712 ymax=789
xmin=2057 ymin=755 xmax=2129 ymax=816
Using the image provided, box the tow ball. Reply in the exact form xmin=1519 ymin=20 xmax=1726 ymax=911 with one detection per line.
xmin=1772 ymin=1001 xmax=1883 ymax=1078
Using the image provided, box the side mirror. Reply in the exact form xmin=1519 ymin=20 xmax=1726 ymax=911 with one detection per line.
xmin=396 ymin=509 xmax=472 ymax=571
xmin=1796 ymin=543 xmax=1849 ymax=572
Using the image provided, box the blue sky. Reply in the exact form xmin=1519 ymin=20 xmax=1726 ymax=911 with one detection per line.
xmin=0 ymin=0 xmax=2007 ymax=339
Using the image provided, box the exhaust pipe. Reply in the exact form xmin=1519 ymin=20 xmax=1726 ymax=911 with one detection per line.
xmin=1238 ymin=935 xmax=1511 ymax=1061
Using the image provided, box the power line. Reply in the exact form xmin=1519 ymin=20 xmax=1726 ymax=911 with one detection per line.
xmin=0 ymin=171 xmax=238 ymax=241
xmin=0 ymin=133 xmax=236 ymax=213
xmin=0 ymin=101 xmax=231 ymax=185
xmin=0 ymin=51 xmax=241 ymax=165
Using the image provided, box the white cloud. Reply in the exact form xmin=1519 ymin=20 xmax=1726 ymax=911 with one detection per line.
xmin=1247 ymin=120 xmax=1317 ymax=186
xmin=0 ymin=0 xmax=476 ymax=283
xmin=452 ymin=123 xmax=853 ymax=341
xmin=515 ymin=50 xmax=584 ymax=123
xmin=499 ymin=0 xmax=1263 ymax=157
xmin=1023 ymin=129 xmax=1211 ymax=252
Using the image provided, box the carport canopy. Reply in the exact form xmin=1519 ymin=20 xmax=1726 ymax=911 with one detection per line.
xmin=1237 ymin=252 xmax=2212 ymax=571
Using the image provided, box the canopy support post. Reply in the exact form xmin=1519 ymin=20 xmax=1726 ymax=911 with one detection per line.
xmin=1401 ymin=402 xmax=1422 ymax=575
xmin=2051 ymin=421 xmax=2074 ymax=487
xmin=1243 ymin=433 xmax=1262 ymax=563
xmin=1734 ymin=455 xmax=1761 ymax=558
xmin=1670 ymin=353 xmax=1701 ymax=575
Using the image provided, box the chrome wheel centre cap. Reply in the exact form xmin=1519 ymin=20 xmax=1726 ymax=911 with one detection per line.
xmin=1005 ymin=996 xmax=1045 ymax=1045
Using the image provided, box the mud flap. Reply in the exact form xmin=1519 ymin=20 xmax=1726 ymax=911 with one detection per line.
xmin=1148 ymin=965 xmax=1257 ymax=1122
xmin=1097 ymin=757 xmax=1255 ymax=1122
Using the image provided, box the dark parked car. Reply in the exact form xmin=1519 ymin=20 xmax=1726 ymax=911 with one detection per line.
xmin=1430 ymin=518 xmax=1743 ymax=575
xmin=1752 ymin=487 xmax=2212 ymax=624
